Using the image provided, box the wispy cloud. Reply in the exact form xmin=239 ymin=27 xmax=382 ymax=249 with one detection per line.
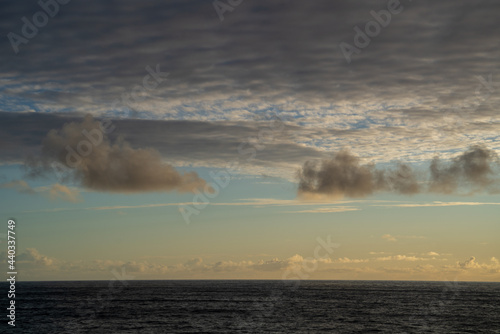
xmin=381 ymin=234 xmax=426 ymax=242
xmin=382 ymin=234 xmax=397 ymax=242
xmin=0 ymin=180 xmax=36 ymax=194
xmin=25 ymin=198 xmax=379 ymax=213
xmin=0 ymin=180 xmax=81 ymax=203
xmin=376 ymin=255 xmax=426 ymax=262
xmin=374 ymin=201 xmax=500 ymax=208
xmin=335 ymin=257 xmax=369 ymax=264
xmin=284 ymin=207 xmax=360 ymax=214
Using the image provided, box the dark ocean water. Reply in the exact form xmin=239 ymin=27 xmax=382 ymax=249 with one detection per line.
xmin=1 ymin=280 xmax=499 ymax=333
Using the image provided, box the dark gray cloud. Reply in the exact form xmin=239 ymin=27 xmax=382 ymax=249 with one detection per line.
xmin=0 ymin=111 xmax=325 ymax=172
xmin=26 ymin=114 xmax=209 ymax=193
xmin=429 ymin=145 xmax=499 ymax=194
xmin=297 ymin=150 xmax=420 ymax=199
xmin=298 ymin=151 xmax=378 ymax=198
xmin=298 ymin=146 xmax=499 ymax=198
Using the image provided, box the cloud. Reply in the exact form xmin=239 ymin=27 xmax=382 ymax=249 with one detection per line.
xmin=284 ymin=206 xmax=359 ymax=213
xmin=6 ymin=249 xmax=500 ymax=280
xmin=184 ymin=258 xmax=203 ymax=268
xmin=381 ymin=234 xmax=426 ymax=242
xmin=0 ymin=179 xmax=81 ymax=202
xmin=1 ymin=0 xmax=500 ymax=174
xmin=121 ymin=261 xmax=168 ymax=274
xmin=374 ymin=201 xmax=500 ymax=208
xmin=382 ymin=234 xmax=397 ymax=242
xmin=208 ymin=261 xmax=244 ymax=272
xmin=16 ymin=248 xmax=55 ymax=267
xmin=429 ymin=145 xmax=499 ymax=194
xmin=335 ymin=257 xmax=369 ymax=264
xmin=458 ymin=256 xmax=480 ymax=269
xmin=457 ymin=256 xmax=500 ymax=273
xmin=1 ymin=0 xmax=499 ymax=123
xmin=298 ymin=146 xmax=499 ymax=199
xmin=42 ymin=183 xmax=82 ymax=203
xmin=376 ymin=255 xmax=426 ymax=262
xmin=297 ymin=150 xmax=380 ymax=199
xmin=251 ymin=258 xmax=288 ymax=272
xmin=297 ymin=150 xmax=421 ymax=199
xmin=0 ymin=180 xmax=36 ymax=194
xmin=2 ymin=112 xmax=499 ymax=187
xmin=250 ymin=254 xmax=333 ymax=271
xmin=25 ymin=197 xmax=376 ymax=213
xmin=58 ymin=258 xmax=168 ymax=274
xmin=26 ymin=115 xmax=208 ymax=193
xmin=0 ymin=111 xmax=322 ymax=180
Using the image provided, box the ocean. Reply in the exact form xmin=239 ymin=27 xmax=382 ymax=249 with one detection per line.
xmin=2 ymin=280 xmax=499 ymax=333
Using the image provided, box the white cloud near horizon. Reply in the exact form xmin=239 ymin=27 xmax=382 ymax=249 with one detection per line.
xmin=7 ymin=248 xmax=499 ymax=281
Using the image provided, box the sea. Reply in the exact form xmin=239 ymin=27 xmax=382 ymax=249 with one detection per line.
xmin=1 ymin=280 xmax=499 ymax=333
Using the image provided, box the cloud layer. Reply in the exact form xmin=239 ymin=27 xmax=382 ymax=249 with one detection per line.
xmin=1 ymin=0 xmax=499 ymax=163
xmin=4 ymin=248 xmax=499 ymax=281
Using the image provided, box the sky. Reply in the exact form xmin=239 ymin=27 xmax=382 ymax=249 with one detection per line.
xmin=0 ymin=0 xmax=499 ymax=282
